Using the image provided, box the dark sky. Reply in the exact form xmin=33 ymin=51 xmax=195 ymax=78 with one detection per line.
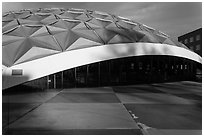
xmin=2 ymin=2 xmax=202 ymax=39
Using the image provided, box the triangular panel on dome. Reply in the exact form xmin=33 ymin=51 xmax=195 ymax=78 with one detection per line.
xmin=106 ymin=22 xmax=120 ymax=30
xmin=104 ymin=15 xmax=114 ymax=21
xmin=61 ymin=11 xmax=82 ymax=19
xmin=2 ymin=19 xmax=19 ymax=33
xmin=105 ymin=21 xmax=119 ymax=30
xmin=21 ymin=25 xmax=42 ymax=36
xmin=2 ymin=40 xmax=25 ymax=67
xmin=55 ymin=14 xmax=71 ymax=20
xmin=41 ymin=14 xmax=58 ymax=24
xmin=39 ymin=8 xmax=51 ymax=13
xmin=68 ymin=11 xmax=83 ymax=18
xmin=2 ymin=35 xmax=25 ymax=46
xmin=47 ymin=25 xmax=67 ymax=35
xmin=94 ymin=11 xmax=109 ymax=16
xmin=108 ymin=34 xmax=132 ymax=44
xmin=49 ymin=19 xmax=67 ymax=29
xmin=30 ymin=26 xmax=49 ymax=37
xmin=75 ymin=13 xmax=92 ymax=22
xmin=14 ymin=46 xmax=60 ymax=65
xmin=67 ymin=37 xmax=101 ymax=51
xmin=138 ymin=31 xmax=160 ymax=43
xmin=2 ymin=21 xmax=10 ymax=27
xmin=3 ymin=12 xmax=10 ymax=17
xmin=117 ymin=20 xmax=137 ymax=30
xmin=50 ymin=9 xmax=62 ymax=15
xmin=94 ymin=28 xmax=116 ymax=43
xmin=18 ymin=19 xmax=39 ymax=25
xmin=133 ymin=23 xmax=143 ymax=31
xmin=3 ymin=25 xmax=27 ymax=37
xmin=13 ymin=38 xmax=33 ymax=63
xmin=17 ymin=11 xmax=31 ymax=19
xmin=154 ymin=34 xmax=168 ymax=43
xmin=2 ymin=13 xmax=15 ymax=22
xmin=85 ymin=22 xmax=103 ymax=30
xmin=88 ymin=18 xmax=112 ymax=28
xmin=63 ymin=19 xmax=81 ymax=29
xmin=142 ymin=24 xmax=156 ymax=33
xmin=60 ymin=11 xmax=71 ymax=18
xmin=72 ymin=23 xmax=102 ymax=43
xmin=72 ymin=28 xmax=102 ymax=43
xmin=118 ymin=16 xmax=131 ymax=21
xmin=96 ymin=18 xmax=113 ymax=27
xmin=35 ymin=12 xmax=52 ymax=17
xmin=71 ymin=22 xmax=87 ymax=30
xmin=53 ymin=30 xmax=80 ymax=50
xmin=14 ymin=12 xmax=24 ymax=17
xmin=92 ymin=11 xmax=109 ymax=19
xmin=131 ymin=30 xmax=146 ymax=41
xmin=24 ymin=14 xmax=40 ymax=21
xmin=106 ymin=24 xmax=135 ymax=41
xmin=163 ymin=38 xmax=176 ymax=46
xmin=158 ymin=31 xmax=170 ymax=38
xmin=20 ymin=14 xmax=31 ymax=20
xmin=26 ymin=13 xmax=49 ymax=21
xmin=31 ymin=35 xmax=61 ymax=51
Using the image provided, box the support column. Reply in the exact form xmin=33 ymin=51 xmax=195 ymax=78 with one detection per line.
xmin=75 ymin=68 xmax=77 ymax=88
xmin=47 ymin=76 xmax=49 ymax=89
xmin=98 ymin=62 xmax=100 ymax=87
xmin=61 ymin=71 xmax=63 ymax=89
xmin=86 ymin=65 xmax=89 ymax=87
xmin=109 ymin=60 xmax=111 ymax=85
xmin=150 ymin=56 xmax=153 ymax=82
xmin=54 ymin=74 xmax=56 ymax=89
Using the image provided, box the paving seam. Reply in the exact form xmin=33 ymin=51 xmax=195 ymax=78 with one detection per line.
xmin=43 ymin=89 xmax=65 ymax=103
xmin=5 ymin=88 xmax=64 ymax=129
xmin=120 ymin=102 xmax=143 ymax=134
xmin=112 ymin=87 xmax=143 ymax=134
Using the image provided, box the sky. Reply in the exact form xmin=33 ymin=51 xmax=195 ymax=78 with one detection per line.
xmin=2 ymin=2 xmax=202 ymax=39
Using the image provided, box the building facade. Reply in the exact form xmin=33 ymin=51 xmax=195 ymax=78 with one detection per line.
xmin=2 ymin=8 xmax=202 ymax=90
xmin=178 ymin=28 xmax=202 ymax=57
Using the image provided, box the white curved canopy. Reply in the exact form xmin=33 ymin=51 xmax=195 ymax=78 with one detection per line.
xmin=2 ymin=42 xmax=202 ymax=89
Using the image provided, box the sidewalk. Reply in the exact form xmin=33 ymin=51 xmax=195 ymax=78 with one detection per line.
xmin=3 ymin=81 xmax=202 ymax=135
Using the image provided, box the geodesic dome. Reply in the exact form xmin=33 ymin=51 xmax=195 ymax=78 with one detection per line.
xmin=2 ymin=8 xmax=202 ymax=90
xmin=3 ymin=7 xmax=189 ymax=67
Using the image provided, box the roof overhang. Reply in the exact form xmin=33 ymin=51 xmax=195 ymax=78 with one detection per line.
xmin=2 ymin=42 xmax=202 ymax=90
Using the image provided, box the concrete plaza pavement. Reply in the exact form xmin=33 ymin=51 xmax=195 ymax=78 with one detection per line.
xmin=2 ymin=81 xmax=202 ymax=135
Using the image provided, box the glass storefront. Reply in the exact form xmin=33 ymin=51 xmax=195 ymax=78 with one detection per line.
xmin=17 ymin=55 xmax=199 ymax=89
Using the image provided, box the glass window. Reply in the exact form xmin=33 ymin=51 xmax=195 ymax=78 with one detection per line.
xmin=184 ymin=39 xmax=188 ymax=44
xmin=196 ymin=44 xmax=200 ymax=50
xmin=130 ymin=63 xmax=134 ymax=69
xmin=139 ymin=62 xmax=142 ymax=70
xmin=196 ymin=35 xmax=200 ymax=41
xmin=190 ymin=37 xmax=194 ymax=43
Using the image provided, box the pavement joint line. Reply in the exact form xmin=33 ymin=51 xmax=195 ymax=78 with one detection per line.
xmin=4 ymin=103 xmax=42 ymax=129
xmin=5 ymin=88 xmax=64 ymax=129
xmin=118 ymin=101 xmax=142 ymax=132
xmin=118 ymin=102 xmax=196 ymax=104
xmin=112 ymin=86 xmax=140 ymax=128
xmin=43 ymin=88 xmax=65 ymax=103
